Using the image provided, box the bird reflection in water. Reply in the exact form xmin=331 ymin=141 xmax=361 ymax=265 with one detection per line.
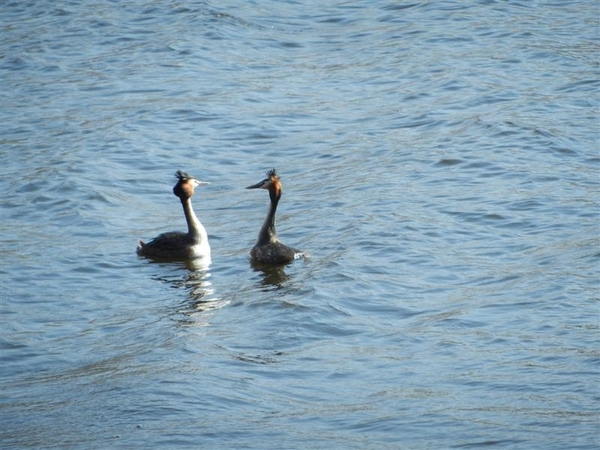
xmin=153 ymin=259 xmax=229 ymax=315
xmin=251 ymin=261 xmax=290 ymax=289
xmin=182 ymin=259 xmax=219 ymax=312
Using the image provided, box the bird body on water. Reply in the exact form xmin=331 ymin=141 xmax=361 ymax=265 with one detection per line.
xmin=137 ymin=170 xmax=210 ymax=261
xmin=246 ymin=168 xmax=304 ymax=265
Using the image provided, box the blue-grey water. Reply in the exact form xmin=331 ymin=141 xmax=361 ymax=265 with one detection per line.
xmin=1 ymin=1 xmax=599 ymax=448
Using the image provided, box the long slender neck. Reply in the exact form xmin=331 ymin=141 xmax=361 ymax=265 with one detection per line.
xmin=257 ymin=191 xmax=280 ymax=245
xmin=181 ymin=196 xmax=207 ymax=242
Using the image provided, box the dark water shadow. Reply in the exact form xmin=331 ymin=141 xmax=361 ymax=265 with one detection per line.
xmin=250 ymin=260 xmax=291 ymax=289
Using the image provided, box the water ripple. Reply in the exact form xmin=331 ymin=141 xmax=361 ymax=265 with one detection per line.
xmin=1 ymin=1 xmax=598 ymax=449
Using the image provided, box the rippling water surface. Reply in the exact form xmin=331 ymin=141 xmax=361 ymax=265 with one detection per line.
xmin=2 ymin=1 xmax=599 ymax=448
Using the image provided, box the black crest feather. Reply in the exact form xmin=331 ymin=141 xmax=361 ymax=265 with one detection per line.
xmin=176 ymin=170 xmax=193 ymax=181
xmin=266 ymin=168 xmax=278 ymax=178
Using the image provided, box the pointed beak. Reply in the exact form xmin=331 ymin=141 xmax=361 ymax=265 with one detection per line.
xmin=246 ymin=180 xmax=267 ymax=189
xmin=197 ymin=181 xmax=210 ymax=186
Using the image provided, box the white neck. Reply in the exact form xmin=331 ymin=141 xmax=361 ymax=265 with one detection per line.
xmin=182 ymin=197 xmax=208 ymax=244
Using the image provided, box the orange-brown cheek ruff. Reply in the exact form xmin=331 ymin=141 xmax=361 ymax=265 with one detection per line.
xmin=173 ymin=180 xmax=194 ymax=199
xmin=269 ymin=177 xmax=282 ymax=198
xmin=180 ymin=181 xmax=195 ymax=199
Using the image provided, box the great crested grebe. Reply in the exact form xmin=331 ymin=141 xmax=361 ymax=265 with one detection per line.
xmin=246 ymin=168 xmax=304 ymax=264
xmin=137 ymin=170 xmax=211 ymax=260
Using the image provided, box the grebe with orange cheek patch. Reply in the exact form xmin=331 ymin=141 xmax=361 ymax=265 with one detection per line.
xmin=137 ymin=170 xmax=210 ymax=261
xmin=246 ymin=168 xmax=304 ymax=265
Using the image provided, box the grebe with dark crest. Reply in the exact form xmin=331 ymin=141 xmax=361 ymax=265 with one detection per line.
xmin=246 ymin=168 xmax=304 ymax=264
xmin=137 ymin=170 xmax=211 ymax=261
